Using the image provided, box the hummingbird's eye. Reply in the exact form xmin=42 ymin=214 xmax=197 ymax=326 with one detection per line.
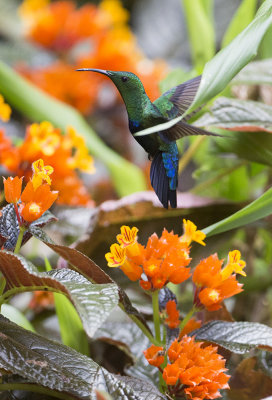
xmin=121 ymin=76 xmax=128 ymax=82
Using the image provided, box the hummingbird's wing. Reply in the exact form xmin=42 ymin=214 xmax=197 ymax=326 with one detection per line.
xmin=154 ymin=75 xmax=202 ymax=118
xmin=153 ymin=75 xmax=219 ymax=141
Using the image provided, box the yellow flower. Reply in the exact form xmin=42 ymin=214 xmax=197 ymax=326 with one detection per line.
xmin=180 ymin=219 xmax=206 ymax=246
xmin=32 ymin=158 xmax=54 ymax=190
xmin=117 ymin=226 xmax=138 ymax=247
xmin=0 ymin=95 xmax=11 ymax=122
xmin=65 ymin=126 xmax=95 ymax=173
xmin=221 ymin=250 xmax=246 ymax=280
xmin=105 ymin=243 xmax=126 ymax=268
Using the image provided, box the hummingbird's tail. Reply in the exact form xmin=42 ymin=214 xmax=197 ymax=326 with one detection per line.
xmin=150 ymin=151 xmax=177 ymax=209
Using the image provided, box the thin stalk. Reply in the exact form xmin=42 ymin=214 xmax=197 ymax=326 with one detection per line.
xmin=119 ymin=303 xmax=160 ymax=346
xmin=152 ymin=290 xmax=161 ymax=344
xmin=14 ymin=226 xmax=26 ymax=254
xmin=0 ymin=384 xmax=76 ymax=400
xmin=191 ymin=161 xmax=247 ymax=194
xmin=178 ymin=136 xmax=205 ymax=174
xmin=179 ymin=306 xmax=196 ymax=333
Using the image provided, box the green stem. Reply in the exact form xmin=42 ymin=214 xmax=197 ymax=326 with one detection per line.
xmin=152 ymin=290 xmax=161 ymax=344
xmin=191 ymin=161 xmax=247 ymax=194
xmin=178 ymin=136 xmax=206 ymax=174
xmin=0 ymin=383 xmax=76 ymax=400
xmin=179 ymin=306 xmax=196 ymax=333
xmin=14 ymin=226 xmax=26 ymax=254
xmin=119 ymin=303 xmax=160 ymax=346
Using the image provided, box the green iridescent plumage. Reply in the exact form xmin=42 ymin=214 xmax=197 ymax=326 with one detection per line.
xmin=77 ymin=68 xmax=215 ymax=208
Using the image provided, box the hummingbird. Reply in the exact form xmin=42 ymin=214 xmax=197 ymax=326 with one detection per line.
xmin=77 ymin=69 xmax=215 ymax=209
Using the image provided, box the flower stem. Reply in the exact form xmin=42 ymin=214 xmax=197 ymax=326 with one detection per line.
xmin=179 ymin=306 xmax=196 ymax=333
xmin=152 ymin=290 xmax=161 ymax=344
xmin=14 ymin=226 xmax=26 ymax=254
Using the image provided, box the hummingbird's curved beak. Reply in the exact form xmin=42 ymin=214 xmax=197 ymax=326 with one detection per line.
xmin=76 ymin=68 xmax=112 ymax=76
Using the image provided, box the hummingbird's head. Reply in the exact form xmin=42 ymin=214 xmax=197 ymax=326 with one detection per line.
xmin=76 ymin=68 xmax=145 ymax=97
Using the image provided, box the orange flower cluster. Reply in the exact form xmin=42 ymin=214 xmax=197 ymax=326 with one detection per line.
xmin=193 ymin=251 xmax=246 ymax=311
xmin=3 ymin=159 xmax=58 ymax=224
xmin=105 ymin=220 xmax=206 ymax=290
xmin=18 ymin=0 xmax=167 ymax=114
xmin=158 ymin=336 xmax=230 ymax=400
xmin=0 ymin=121 xmax=94 ymax=206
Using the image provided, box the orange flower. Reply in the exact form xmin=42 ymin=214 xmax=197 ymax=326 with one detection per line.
xmin=179 ymin=317 xmax=202 ymax=338
xmin=28 ymin=290 xmax=54 ymax=312
xmin=0 ymin=95 xmax=11 ymax=122
xmin=106 ymin=223 xmax=196 ymax=289
xmin=163 ymin=336 xmax=230 ymax=400
xmin=163 ymin=363 xmax=180 ymax=386
xmin=143 ymin=345 xmax=164 ymax=367
xmin=180 ymin=219 xmax=206 ymax=246
xmin=3 ymin=177 xmax=23 ymax=204
xmin=20 ymin=181 xmax=58 ymax=222
xmin=193 ymin=253 xmax=246 ymax=311
xmin=165 ymin=300 xmax=180 ymax=329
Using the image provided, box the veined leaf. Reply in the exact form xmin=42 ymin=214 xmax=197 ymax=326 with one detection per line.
xmin=0 ymin=61 xmax=147 ymax=197
xmin=134 ymin=0 xmax=272 ymax=138
xmin=195 ymin=97 xmax=272 ymax=132
xmin=203 ymin=186 xmax=272 ymax=236
xmin=0 ymin=251 xmax=119 ymax=338
xmin=45 ymin=258 xmax=89 ymax=356
xmin=232 ymin=59 xmax=272 ymax=85
xmin=192 ymin=320 xmax=272 ymax=354
xmin=0 ymin=315 xmax=165 ymax=399
xmin=222 ymin=0 xmax=258 ymax=47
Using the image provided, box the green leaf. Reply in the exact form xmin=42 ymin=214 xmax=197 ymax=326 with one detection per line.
xmin=134 ymin=0 xmax=272 ymax=138
xmin=45 ymin=258 xmax=89 ymax=356
xmin=222 ymin=0 xmax=258 ymax=47
xmin=0 ymin=304 xmax=35 ymax=332
xmin=195 ymin=97 xmax=272 ymax=132
xmin=203 ymin=186 xmax=272 ymax=236
xmin=192 ymin=320 xmax=272 ymax=354
xmin=0 ymin=61 xmax=147 ymax=197
xmin=0 ymin=315 xmax=165 ymax=399
xmin=0 ymin=251 xmax=119 ymax=338
xmin=181 ymin=0 xmax=215 ymax=71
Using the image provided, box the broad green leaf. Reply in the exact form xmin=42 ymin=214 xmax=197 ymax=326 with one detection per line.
xmin=222 ymin=0 xmax=257 ymax=47
xmin=195 ymin=97 xmax=272 ymax=132
xmin=260 ymin=23 xmax=272 ymax=58
xmin=203 ymin=186 xmax=272 ymax=236
xmin=181 ymin=0 xmax=215 ymax=71
xmin=0 ymin=251 xmax=119 ymax=337
xmin=45 ymin=258 xmax=89 ymax=356
xmin=0 ymin=61 xmax=146 ymax=197
xmin=134 ymin=0 xmax=272 ymax=138
xmin=192 ymin=320 xmax=272 ymax=354
xmin=232 ymin=59 xmax=272 ymax=85
xmin=0 ymin=315 xmax=165 ymax=399
xmin=0 ymin=304 xmax=35 ymax=332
